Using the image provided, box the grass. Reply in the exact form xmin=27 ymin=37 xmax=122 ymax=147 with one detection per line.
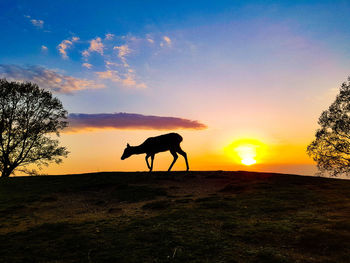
xmin=1 ymin=171 xmax=350 ymax=262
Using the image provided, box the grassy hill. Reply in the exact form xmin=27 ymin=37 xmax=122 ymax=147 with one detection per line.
xmin=1 ymin=171 xmax=350 ymax=263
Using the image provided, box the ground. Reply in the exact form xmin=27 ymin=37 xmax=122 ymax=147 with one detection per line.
xmin=1 ymin=171 xmax=350 ymax=262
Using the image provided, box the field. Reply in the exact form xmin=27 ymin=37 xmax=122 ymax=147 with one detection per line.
xmin=1 ymin=171 xmax=350 ymax=263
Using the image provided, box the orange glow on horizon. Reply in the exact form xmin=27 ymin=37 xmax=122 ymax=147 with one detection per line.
xmin=225 ymin=138 xmax=267 ymax=166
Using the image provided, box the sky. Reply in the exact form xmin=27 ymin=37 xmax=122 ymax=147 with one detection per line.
xmin=1 ymin=0 xmax=350 ymax=176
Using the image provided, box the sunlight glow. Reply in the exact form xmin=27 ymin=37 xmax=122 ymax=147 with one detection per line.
xmin=224 ymin=138 xmax=267 ymax=166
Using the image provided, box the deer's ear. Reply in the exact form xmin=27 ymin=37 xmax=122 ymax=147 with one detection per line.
xmin=127 ymin=143 xmax=130 ymax=148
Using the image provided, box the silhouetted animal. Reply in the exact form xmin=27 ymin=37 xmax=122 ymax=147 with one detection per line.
xmin=121 ymin=133 xmax=189 ymax=172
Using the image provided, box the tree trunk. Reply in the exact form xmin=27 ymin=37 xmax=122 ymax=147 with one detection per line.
xmin=1 ymin=167 xmax=13 ymax=178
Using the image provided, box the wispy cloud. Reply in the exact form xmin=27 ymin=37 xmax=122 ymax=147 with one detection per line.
xmin=67 ymin=112 xmax=207 ymax=132
xmin=95 ymin=70 xmax=146 ymax=89
xmin=57 ymin=36 xmax=79 ymax=59
xmin=82 ymin=63 xmax=92 ymax=69
xmin=30 ymin=19 xmax=44 ymax=29
xmin=0 ymin=64 xmax=105 ymax=94
xmin=160 ymin=36 xmax=172 ymax=47
xmin=41 ymin=45 xmax=48 ymax=52
xmin=113 ymin=44 xmax=131 ymax=67
xmin=114 ymin=44 xmax=131 ymax=60
xmin=25 ymin=15 xmax=44 ymax=29
xmin=146 ymin=34 xmax=154 ymax=44
xmin=82 ymin=37 xmax=104 ymax=58
xmin=79 ymin=33 xmax=178 ymax=89
xmin=93 ymin=42 xmax=146 ymax=88
xmin=105 ymin=33 xmax=115 ymax=40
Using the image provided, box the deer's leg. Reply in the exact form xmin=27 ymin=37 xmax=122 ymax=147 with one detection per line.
xmin=149 ymin=154 xmax=155 ymax=172
xmin=168 ymin=150 xmax=178 ymax=172
xmin=145 ymin=155 xmax=151 ymax=170
xmin=176 ymin=147 xmax=189 ymax=171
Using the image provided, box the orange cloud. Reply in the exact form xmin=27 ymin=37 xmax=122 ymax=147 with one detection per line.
xmin=0 ymin=64 xmax=104 ymax=93
xmin=95 ymin=69 xmax=146 ymax=89
xmin=82 ymin=37 xmax=104 ymax=58
xmin=57 ymin=37 xmax=79 ymax=59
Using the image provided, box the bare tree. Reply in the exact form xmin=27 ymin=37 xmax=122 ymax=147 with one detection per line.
xmin=0 ymin=79 xmax=69 ymax=177
xmin=307 ymin=77 xmax=350 ymax=176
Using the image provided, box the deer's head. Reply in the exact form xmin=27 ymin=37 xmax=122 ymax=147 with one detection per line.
xmin=121 ymin=143 xmax=133 ymax=160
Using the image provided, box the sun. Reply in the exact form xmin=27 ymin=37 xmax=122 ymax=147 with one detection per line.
xmin=241 ymin=157 xmax=257 ymax=166
xmin=225 ymin=138 xmax=266 ymax=166
xmin=234 ymin=145 xmax=257 ymax=166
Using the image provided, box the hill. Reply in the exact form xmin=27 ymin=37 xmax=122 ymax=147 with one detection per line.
xmin=1 ymin=171 xmax=350 ymax=262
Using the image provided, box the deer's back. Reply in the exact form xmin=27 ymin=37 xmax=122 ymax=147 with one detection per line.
xmin=143 ymin=133 xmax=182 ymax=153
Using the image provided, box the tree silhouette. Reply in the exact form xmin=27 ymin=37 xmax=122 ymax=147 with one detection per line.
xmin=307 ymin=77 xmax=350 ymax=176
xmin=0 ymin=79 xmax=68 ymax=177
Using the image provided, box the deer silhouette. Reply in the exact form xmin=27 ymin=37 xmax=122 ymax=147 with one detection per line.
xmin=121 ymin=133 xmax=189 ymax=172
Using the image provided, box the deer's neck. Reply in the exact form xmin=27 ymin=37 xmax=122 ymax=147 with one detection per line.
xmin=132 ymin=145 xmax=147 ymax=155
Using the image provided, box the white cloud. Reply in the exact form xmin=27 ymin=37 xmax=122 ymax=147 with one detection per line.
xmin=0 ymin=64 xmax=105 ymax=94
xmin=82 ymin=63 xmax=93 ymax=69
xmin=57 ymin=36 xmax=79 ymax=59
xmin=145 ymin=34 xmax=154 ymax=44
xmin=41 ymin=45 xmax=48 ymax=52
xmin=25 ymin=16 xmax=44 ymax=29
xmin=31 ymin=19 xmax=44 ymax=28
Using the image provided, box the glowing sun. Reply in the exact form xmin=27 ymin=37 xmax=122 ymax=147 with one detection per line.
xmin=234 ymin=145 xmax=257 ymax=166
xmin=225 ymin=138 xmax=266 ymax=166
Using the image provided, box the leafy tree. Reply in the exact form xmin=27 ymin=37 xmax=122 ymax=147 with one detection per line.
xmin=307 ymin=77 xmax=350 ymax=176
xmin=0 ymin=79 xmax=69 ymax=177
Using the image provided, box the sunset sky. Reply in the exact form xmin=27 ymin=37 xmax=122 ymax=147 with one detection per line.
xmin=1 ymin=0 xmax=350 ymax=175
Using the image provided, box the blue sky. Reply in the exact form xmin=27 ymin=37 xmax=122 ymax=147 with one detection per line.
xmin=1 ymin=0 xmax=350 ymax=175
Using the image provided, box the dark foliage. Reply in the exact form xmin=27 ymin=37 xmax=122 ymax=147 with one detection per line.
xmin=308 ymin=77 xmax=350 ymax=176
xmin=0 ymin=79 xmax=68 ymax=177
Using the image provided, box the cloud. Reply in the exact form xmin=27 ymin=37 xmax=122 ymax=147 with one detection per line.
xmin=0 ymin=64 xmax=105 ymax=94
xmin=30 ymin=19 xmax=44 ymax=28
xmin=105 ymin=61 xmax=121 ymax=68
xmin=82 ymin=63 xmax=92 ymax=69
xmin=160 ymin=36 xmax=172 ymax=47
xmin=95 ymin=69 xmax=146 ymax=89
xmin=146 ymin=34 xmax=154 ymax=44
xmin=95 ymin=70 xmax=121 ymax=82
xmin=41 ymin=45 xmax=48 ymax=52
xmin=25 ymin=15 xmax=44 ymax=29
xmin=82 ymin=37 xmax=104 ymax=58
xmin=163 ymin=36 xmax=171 ymax=45
xmin=67 ymin=112 xmax=207 ymax=132
xmin=105 ymin=33 xmax=115 ymax=40
xmin=113 ymin=44 xmax=131 ymax=68
xmin=114 ymin=44 xmax=131 ymax=59
xmin=57 ymin=37 xmax=79 ymax=59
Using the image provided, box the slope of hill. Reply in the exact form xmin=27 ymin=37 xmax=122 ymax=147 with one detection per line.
xmin=1 ymin=171 xmax=350 ymax=262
